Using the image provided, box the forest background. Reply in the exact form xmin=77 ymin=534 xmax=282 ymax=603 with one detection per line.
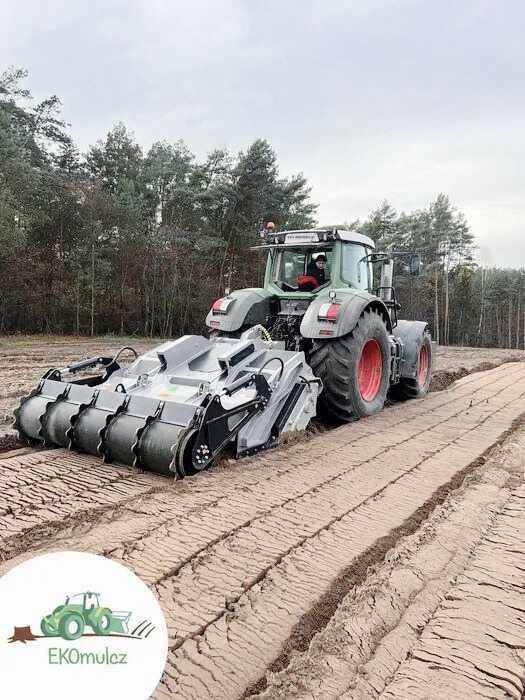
xmin=1 ymin=67 xmax=521 ymax=348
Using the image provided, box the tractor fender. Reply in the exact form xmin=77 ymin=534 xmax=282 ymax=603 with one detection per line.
xmin=300 ymin=289 xmax=392 ymax=339
xmin=205 ymin=288 xmax=272 ymax=333
xmin=394 ymin=320 xmax=430 ymax=380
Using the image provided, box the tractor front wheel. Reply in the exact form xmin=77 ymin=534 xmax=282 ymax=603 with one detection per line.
xmin=59 ymin=613 xmax=85 ymax=641
xmin=309 ymin=308 xmax=391 ymax=422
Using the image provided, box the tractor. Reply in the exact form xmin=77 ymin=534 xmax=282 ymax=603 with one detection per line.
xmin=206 ymin=225 xmax=432 ymax=422
xmin=15 ymin=226 xmax=431 ymax=477
xmin=40 ymin=592 xmax=131 ymax=641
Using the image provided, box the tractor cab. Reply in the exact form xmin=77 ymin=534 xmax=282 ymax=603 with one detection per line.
xmin=257 ymin=228 xmax=375 ymax=296
xmin=67 ymin=592 xmax=100 ymax=610
xmin=206 ymin=227 xmax=381 ymax=348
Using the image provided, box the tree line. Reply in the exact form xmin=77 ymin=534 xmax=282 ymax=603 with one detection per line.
xmin=0 ymin=68 xmax=316 ymax=337
xmin=358 ymin=199 xmax=525 ymax=349
xmin=0 ymin=67 xmax=523 ymax=348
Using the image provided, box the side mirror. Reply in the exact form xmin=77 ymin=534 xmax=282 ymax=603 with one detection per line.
xmin=360 ymin=253 xmax=389 ymax=265
xmin=409 ymin=254 xmax=423 ymax=276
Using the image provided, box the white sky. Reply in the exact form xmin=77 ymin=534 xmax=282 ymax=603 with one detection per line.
xmin=2 ymin=0 xmax=524 ymax=266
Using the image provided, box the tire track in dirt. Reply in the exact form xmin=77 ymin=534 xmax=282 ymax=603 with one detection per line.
xmin=253 ymin=425 xmax=525 ymax=700
xmin=0 ymin=362 xmax=520 ymax=565
xmin=379 ymin=490 xmax=525 ymax=699
xmin=153 ymin=375 xmax=525 ymax=699
xmin=1 ymin=363 xmax=524 ymax=698
xmin=0 ymin=451 xmax=159 ymax=524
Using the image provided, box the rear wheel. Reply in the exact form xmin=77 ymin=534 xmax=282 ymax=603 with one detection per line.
xmin=91 ymin=608 xmax=112 ymax=635
xmin=391 ymin=331 xmax=432 ymax=399
xmin=309 ymin=309 xmax=391 ymax=422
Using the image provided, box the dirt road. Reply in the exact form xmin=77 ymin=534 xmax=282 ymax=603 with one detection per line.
xmin=0 ymin=337 xmax=525 ymax=698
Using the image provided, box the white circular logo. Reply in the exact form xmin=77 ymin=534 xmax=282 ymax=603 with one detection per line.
xmin=0 ymin=552 xmax=168 ymax=700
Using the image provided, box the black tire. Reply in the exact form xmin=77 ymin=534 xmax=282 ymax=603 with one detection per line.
xmin=309 ymin=308 xmax=391 ymax=422
xmin=390 ymin=331 xmax=432 ymax=400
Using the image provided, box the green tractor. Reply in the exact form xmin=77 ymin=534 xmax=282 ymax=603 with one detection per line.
xmin=206 ymin=225 xmax=432 ymax=422
xmin=40 ymin=592 xmax=131 ymax=641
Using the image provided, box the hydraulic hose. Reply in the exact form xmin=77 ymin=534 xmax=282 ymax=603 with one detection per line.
xmin=257 ymin=356 xmax=285 ymax=383
xmin=110 ymin=346 xmax=139 ymax=364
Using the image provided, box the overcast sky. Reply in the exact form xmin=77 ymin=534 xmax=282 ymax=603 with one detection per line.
xmin=2 ymin=0 xmax=523 ymax=266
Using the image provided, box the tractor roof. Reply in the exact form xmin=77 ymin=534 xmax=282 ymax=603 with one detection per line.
xmin=251 ymin=227 xmax=375 ymax=250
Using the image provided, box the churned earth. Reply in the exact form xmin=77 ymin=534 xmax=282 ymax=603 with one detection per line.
xmin=0 ymin=335 xmax=524 ymax=699
xmin=255 ymin=424 xmax=525 ymax=700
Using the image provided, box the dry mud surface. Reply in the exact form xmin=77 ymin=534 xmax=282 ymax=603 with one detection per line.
xmin=0 ymin=336 xmax=525 ymax=698
xmin=0 ymin=335 xmax=156 ymax=433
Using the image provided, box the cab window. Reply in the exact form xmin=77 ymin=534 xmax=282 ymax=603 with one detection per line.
xmin=273 ymin=248 xmax=333 ymax=289
xmin=341 ymin=244 xmax=371 ymax=290
xmin=274 ymin=250 xmax=306 ymax=285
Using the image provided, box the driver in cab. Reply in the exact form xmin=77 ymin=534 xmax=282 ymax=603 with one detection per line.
xmin=306 ymin=253 xmax=329 ymax=286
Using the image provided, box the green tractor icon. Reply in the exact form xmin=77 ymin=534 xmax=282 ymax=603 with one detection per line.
xmin=40 ymin=592 xmax=131 ymax=641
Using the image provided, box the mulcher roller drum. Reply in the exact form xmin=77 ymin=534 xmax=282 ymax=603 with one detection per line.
xmin=14 ymin=335 xmax=320 ymax=477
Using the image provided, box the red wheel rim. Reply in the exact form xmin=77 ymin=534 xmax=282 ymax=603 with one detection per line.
xmin=358 ymin=339 xmax=383 ymax=401
xmin=417 ymin=342 xmax=429 ymax=386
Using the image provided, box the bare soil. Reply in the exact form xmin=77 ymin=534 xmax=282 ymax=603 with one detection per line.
xmin=0 ymin=335 xmax=157 ymax=429
xmin=430 ymin=344 xmax=525 ymax=391
xmin=255 ymin=424 xmax=525 ymax=700
xmin=0 ymin=336 xmax=524 ymax=699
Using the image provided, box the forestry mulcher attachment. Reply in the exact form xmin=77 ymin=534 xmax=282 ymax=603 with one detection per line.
xmin=14 ymin=336 xmax=319 ymax=477
xmin=15 ymin=226 xmax=432 ymax=477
